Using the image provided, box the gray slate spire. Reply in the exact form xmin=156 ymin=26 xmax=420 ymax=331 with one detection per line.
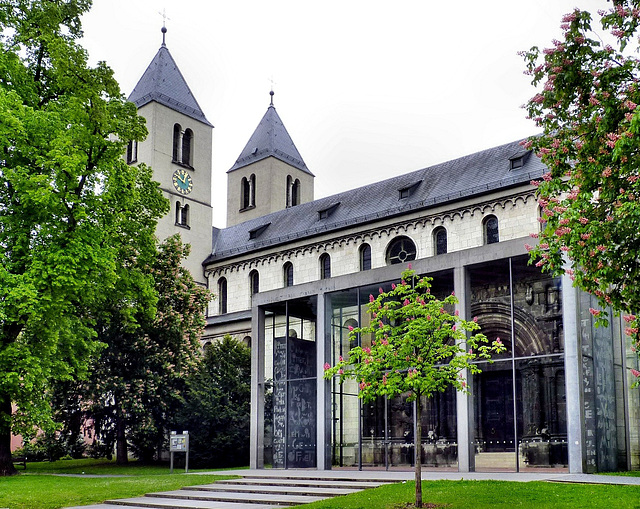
xmin=228 ymin=101 xmax=313 ymax=175
xmin=128 ymin=40 xmax=212 ymax=127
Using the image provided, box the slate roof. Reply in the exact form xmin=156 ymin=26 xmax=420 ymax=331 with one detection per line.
xmin=204 ymin=139 xmax=545 ymax=265
xmin=228 ymin=103 xmax=313 ymax=175
xmin=128 ymin=44 xmax=212 ymax=127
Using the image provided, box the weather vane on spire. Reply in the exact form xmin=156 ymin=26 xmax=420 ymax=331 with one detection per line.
xmin=159 ymin=9 xmax=170 ymax=46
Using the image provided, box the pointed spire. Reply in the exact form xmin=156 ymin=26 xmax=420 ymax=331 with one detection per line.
xmin=229 ymin=101 xmax=312 ymax=175
xmin=128 ymin=33 xmax=212 ymax=127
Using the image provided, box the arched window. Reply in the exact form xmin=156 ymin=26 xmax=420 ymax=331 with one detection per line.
xmin=286 ymin=175 xmax=301 ymax=207
xmin=283 ymin=262 xmax=294 ymax=287
xmin=433 ymin=227 xmax=447 ymax=255
xmin=292 ymin=178 xmax=300 ymax=206
xmin=126 ymin=140 xmax=138 ymax=164
xmin=182 ymin=128 xmax=193 ymax=167
xmin=359 ymin=243 xmax=371 ymax=271
xmin=484 ymin=215 xmax=499 ymax=245
xmin=320 ymin=253 xmax=331 ymax=279
xmin=386 ymin=236 xmax=417 ymax=265
xmin=241 ymin=174 xmax=256 ymax=210
xmin=181 ymin=204 xmax=189 ymax=227
xmin=172 ymin=123 xmax=182 ymax=162
xmin=218 ymin=278 xmax=227 ymax=314
xmin=249 ymin=270 xmax=259 ymax=296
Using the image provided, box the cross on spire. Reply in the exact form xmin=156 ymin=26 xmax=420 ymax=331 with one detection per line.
xmin=159 ymin=9 xmax=170 ymax=46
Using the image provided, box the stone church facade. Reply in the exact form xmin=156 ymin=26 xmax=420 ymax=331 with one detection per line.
xmin=130 ymin=33 xmax=640 ymax=474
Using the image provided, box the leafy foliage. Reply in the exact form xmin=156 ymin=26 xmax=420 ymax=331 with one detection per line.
xmin=324 ymin=267 xmax=504 ymax=507
xmin=520 ymin=1 xmax=640 ymax=367
xmin=0 ymin=0 xmax=166 ymax=475
xmin=85 ymin=236 xmax=210 ymax=464
xmin=174 ymin=335 xmax=251 ymax=469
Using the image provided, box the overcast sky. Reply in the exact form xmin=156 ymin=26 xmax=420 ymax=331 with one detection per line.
xmin=80 ymin=0 xmax=605 ymax=228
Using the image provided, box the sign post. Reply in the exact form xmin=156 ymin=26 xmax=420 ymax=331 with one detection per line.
xmin=169 ymin=431 xmax=189 ymax=473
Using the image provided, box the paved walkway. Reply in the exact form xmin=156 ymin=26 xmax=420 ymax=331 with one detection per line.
xmin=65 ymin=469 xmax=640 ymax=509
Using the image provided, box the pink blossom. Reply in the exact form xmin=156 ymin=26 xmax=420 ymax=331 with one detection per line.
xmin=631 ymin=369 xmax=640 ymax=378
xmin=338 ymin=369 xmax=344 ymax=375
xmin=407 ymin=263 xmax=412 ymax=270
xmin=495 ymin=337 xmax=503 ymax=345
xmin=348 ymin=326 xmax=354 ymax=331
xmin=369 ymin=294 xmax=374 ymax=303
xmin=324 ymin=362 xmax=331 ymax=371
xmin=403 ymin=299 xmax=410 ymax=306
xmin=452 ymin=325 xmax=457 ymax=331
xmin=625 ymin=328 xmax=639 ymax=336
xmin=473 ymin=316 xmax=478 ymax=323
xmin=339 ymin=355 xmax=344 ymax=362
xmin=623 ymin=314 xmax=637 ymax=323
xmin=529 ymin=232 xmax=539 ymax=238
xmin=392 ymin=283 xmax=396 ymax=290
xmin=363 ymin=347 xmax=371 ymax=354
xmin=379 ymin=287 xmax=384 ymax=294
xmin=455 ymin=310 xmax=459 ymax=316
xmin=589 ymin=308 xmax=602 ymax=317
xmin=379 ymin=320 xmax=384 ymax=328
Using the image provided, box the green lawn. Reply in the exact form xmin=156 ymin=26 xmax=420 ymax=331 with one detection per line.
xmin=3 ymin=459 xmax=640 ymax=509
xmin=290 ymin=480 xmax=640 ymax=509
xmin=0 ymin=458 xmax=236 ymax=509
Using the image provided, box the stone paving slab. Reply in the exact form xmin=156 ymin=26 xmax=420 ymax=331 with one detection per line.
xmin=215 ymin=477 xmax=389 ymax=489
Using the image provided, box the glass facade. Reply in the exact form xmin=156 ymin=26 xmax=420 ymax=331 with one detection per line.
xmin=328 ymin=271 xmax=458 ymax=470
xmin=253 ymin=251 xmax=636 ymax=473
xmin=261 ymin=298 xmax=317 ymax=468
xmin=469 ymin=256 xmax=567 ymax=472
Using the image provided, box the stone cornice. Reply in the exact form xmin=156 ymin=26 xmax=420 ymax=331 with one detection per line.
xmin=204 ymin=190 xmax=536 ymax=279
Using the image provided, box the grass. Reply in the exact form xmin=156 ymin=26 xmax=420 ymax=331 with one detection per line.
xmin=289 ymin=480 xmax=640 ymax=509
xmin=0 ymin=458 xmax=237 ymax=509
xmin=3 ymin=459 xmax=640 ymax=509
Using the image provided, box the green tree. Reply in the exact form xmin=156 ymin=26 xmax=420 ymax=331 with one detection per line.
xmin=0 ymin=0 xmax=165 ymax=475
xmin=324 ymin=267 xmax=504 ymax=508
xmin=174 ymin=335 xmax=251 ymax=469
xmin=86 ymin=236 xmax=210 ymax=464
xmin=521 ymin=1 xmax=640 ymax=366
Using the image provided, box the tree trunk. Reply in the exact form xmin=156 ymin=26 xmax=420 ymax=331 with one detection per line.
xmin=0 ymin=395 xmax=18 ymax=476
xmin=415 ymin=394 xmax=422 ymax=508
xmin=115 ymin=405 xmax=128 ymax=465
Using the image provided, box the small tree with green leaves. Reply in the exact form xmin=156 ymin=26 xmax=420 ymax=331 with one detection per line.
xmin=324 ymin=266 xmax=504 ymax=508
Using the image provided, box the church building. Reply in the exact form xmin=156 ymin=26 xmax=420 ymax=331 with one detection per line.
xmin=129 ymin=30 xmax=640 ymax=475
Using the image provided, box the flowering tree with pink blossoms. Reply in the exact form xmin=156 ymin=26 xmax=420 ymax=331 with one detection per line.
xmin=521 ymin=1 xmax=640 ymax=375
xmin=323 ymin=267 xmax=504 ymax=508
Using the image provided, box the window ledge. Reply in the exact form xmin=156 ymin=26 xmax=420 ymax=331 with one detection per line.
xmin=239 ymin=205 xmax=256 ymax=212
xmin=172 ymin=160 xmax=195 ymax=171
xmin=175 ymin=223 xmax=191 ymax=230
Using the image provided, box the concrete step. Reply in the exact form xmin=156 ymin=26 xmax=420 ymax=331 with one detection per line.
xmin=72 ymin=472 xmax=392 ymax=509
xmin=185 ymin=483 xmax=360 ymax=496
xmin=144 ymin=489 xmax=325 ymax=506
xmin=215 ymin=477 xmax=391 ymax=489
xmin=98 ymin=498 xmax=286 ymax=508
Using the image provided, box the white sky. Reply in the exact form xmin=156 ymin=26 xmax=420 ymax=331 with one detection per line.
xmin=80 ymin=0 xmax=605 ymax=228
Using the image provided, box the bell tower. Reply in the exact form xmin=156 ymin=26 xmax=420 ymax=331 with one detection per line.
xmin=226 ymin=92 xmax=314 ymax=227
xmin=128 ymin=27 xmax=213 ymax=284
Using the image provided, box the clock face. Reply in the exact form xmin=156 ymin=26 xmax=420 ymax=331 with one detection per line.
xmin=172 ymin=169 xmax=193 ymax=195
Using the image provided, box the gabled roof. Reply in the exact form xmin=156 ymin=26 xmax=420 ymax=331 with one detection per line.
xmin=228 ymin=103 xmax=313 ymax=175
xmin=128 ymin=43 xmax=212 ymax=127
xmin=204 ymin=138 xmax=545 ymax=265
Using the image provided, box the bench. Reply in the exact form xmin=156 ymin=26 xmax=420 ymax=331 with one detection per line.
xmin=12 ymin=456 xmax=26 ymax=470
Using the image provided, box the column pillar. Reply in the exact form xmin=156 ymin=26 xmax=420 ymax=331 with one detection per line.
xmin=250 ymin=306 xmax=265 ymax=469
xmin=454 ymin=266 xmax=475 ymax=472
xmin=316 ymin=292 xmax=329 ymax=469
xmin=562 ymin=272 xmax=584 ymax=473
